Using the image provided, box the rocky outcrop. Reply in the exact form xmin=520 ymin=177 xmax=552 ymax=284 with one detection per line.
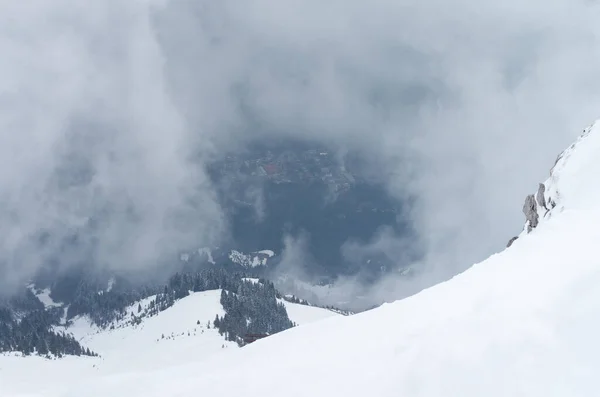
xmin=536 ymin=183 xmax=547 ymax=212
xmin=522 ymin=194 xmax=539 ymax=233
xmin=519 ymin=178 xmax=559 ymax=236
xmin=508 ymin=120 xmax=599 ymax=248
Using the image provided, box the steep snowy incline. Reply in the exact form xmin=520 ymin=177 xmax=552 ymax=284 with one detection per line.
xmin=63 ymin=290 xmax=234 ymax=372
xmin=519 ymin=120 xmax=600 ymax=236
xmin=56 ymin=122 xmax=600 ymax=397
xmin=544 ymin=122 xmax=600 ymax=210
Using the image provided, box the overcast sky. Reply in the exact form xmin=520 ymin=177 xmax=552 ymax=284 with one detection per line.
xmin=2 ymin=0 xmax=600 ymax=301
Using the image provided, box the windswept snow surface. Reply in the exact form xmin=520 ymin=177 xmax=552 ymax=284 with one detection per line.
xmin=279 ymin=299 xmax=340 ymax=325
xmin=47 ymin=122 xmax=600 ymax=396
xmin=542 ymin=122 xmax=600 ymax=213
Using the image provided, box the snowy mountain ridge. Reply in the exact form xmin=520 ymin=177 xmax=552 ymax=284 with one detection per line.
xmin=46 ymin=119 xmax=600 ymax=397
xmin=510 ymin=120 xmax=598 ymax=245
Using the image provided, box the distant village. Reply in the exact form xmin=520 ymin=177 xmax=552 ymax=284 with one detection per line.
xmin=211 ymin=147 xmax=356 ymax=194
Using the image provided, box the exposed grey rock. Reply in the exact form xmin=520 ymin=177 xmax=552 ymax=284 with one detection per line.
xmin=536 ymin=183 xmax=547 ymax=211
xmin=522 ymin=194 xmax=539 ymax=233
xmin=507 ymin=236 xmax=518 ymax=248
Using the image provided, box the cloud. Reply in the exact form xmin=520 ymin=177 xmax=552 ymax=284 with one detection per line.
xmin=3 ymin=0 xmax=600 ymax=304
xmin=0 ymin=1 xmax=225 ymax=291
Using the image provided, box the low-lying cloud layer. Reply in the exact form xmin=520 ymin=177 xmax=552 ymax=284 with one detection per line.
xmin=2 ymin=0 xmax=600 ymax=303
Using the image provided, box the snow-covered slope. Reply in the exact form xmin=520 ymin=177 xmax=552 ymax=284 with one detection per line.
xmin=517 ymin=121 xmax=599 ymax=237
xmin=279 ymin=298 xmax=340 ymax=325
xmin=1 ymin=290 xmax=232 ymax=396
xmin=228 ymin=249 xmax=272 ymax=267
xmin=43 ymin=121 xmax=600 ymax=396
xmin=64 ymin=290 xmax=234 ymax=372
xmin=28 ymin=285 xmax=62 ymax=309
xmin=1 ymin=286 xmax=339 ymax=396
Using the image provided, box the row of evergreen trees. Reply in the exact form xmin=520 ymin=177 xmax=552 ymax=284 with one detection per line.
xmin=0 ymin=295 xmax=97 ymax=357
xmin=65 ymin=284 xmax=156 ymax=328
xmin=140 ymin=268 xmax=251 ymax=321
xmin=215 ymin=280 xmax=294 ymax=345
xmin=282 ymin=294 xmax=309 ymax=305
xmin=52 ymin=268 xmax=247 ymax=328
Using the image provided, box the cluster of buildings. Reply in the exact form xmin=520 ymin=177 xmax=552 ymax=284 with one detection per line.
xmin=213 ymin=148 xmax=356 ymax=193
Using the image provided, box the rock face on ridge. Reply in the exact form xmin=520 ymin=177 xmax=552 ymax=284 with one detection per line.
xmin=506 ymin=236 xmax=518 ymax=248
xmin=522 ymin=194 xmax=539 ymax=233
xmin=508 ymin=122 xmax=598 ymax=248
xmin=536 ymin=183 xmax=547 ymax=212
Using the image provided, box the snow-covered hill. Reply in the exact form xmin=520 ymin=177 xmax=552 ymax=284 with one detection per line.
xmin=0 ymin=286 xmax=339 ymax=396
xmin=62 ymin=291 xmax=233 ymax=371
xmin=29 ymin=120 xmax=600 ymax=396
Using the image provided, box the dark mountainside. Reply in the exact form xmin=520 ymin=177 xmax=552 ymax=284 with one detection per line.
xmin=208 ymin=141 xmax=411 ymax=279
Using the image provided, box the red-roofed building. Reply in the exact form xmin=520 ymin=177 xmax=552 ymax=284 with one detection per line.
xmin=262 ymin=164 xmax=278 ymax=175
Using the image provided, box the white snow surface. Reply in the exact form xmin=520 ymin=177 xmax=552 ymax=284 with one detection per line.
xmin=279 ymin=299 xmax=339 ymax=325
xmin=65 ymin=291 xmax=233 ymax=371
xmin=542 ymin=122 xmax=600 ymax=213
xmin=1 ymin=290 xmax=233 ymax=396
xmin=27 ymin=286 xmax=62 ymax=309
xmin=5 ymin=122 xmax=600 ymax=396
xmin=254 ymin=249 xmax=275 ymax=257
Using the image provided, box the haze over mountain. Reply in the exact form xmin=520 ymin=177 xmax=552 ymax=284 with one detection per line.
xmin=3 ymin=0 xmax=600 ymax=310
